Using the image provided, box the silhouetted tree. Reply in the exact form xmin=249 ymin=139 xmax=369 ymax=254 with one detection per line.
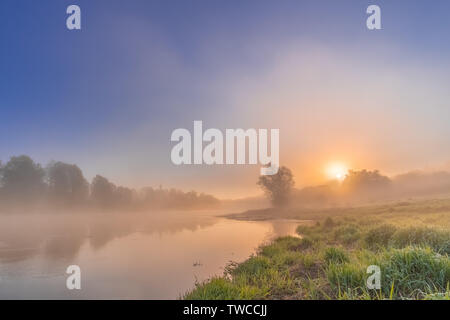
xmin=91 ymin=175 xmax=116 ymax=207
xmin=139 ymin=186 xmax=219 ymax=210
xmin=47 ymin=161 xmax=89 ymax=205
xmin=341 ymin=170 xmax=392 ymax=201
xmin=342 ymin=169 xmax=391 ymax=192
xmin=257 ymin=166 xmax=295 ymax=207
xmin=0 ymin=154 xmax=221 ymax=212
xmin=115 ymin=186 xmax=135 ymax=208
xmin=0 ymin=155 xmax=46 ymax=203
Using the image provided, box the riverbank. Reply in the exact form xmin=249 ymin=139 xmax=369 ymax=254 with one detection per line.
xmin=185 ymin=198 xmax=450 ymax=300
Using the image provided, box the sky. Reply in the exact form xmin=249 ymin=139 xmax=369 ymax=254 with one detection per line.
xmin=1 ymin=0 xmax=450 ymax=198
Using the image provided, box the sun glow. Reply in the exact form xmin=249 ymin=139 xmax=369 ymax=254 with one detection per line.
xmin=326 ymin=163 xmax=348 ymax=181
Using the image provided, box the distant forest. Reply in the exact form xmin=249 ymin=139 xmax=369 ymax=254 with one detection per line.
xmin=0 ymin=155 xmax=220 ymax=211
xmin=293 ymin=169 xmax=450 ymax=206
xmin=2 ymin=155 xmax=450 ymax=213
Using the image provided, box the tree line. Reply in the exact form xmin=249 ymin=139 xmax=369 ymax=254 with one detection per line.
xmin=0 ymin=155 xmax=219 ymax=211
xmin=258 ymin=166 xmax=396 ymax=207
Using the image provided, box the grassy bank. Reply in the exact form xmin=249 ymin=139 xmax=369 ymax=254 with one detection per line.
xmin=184 ymin=199 xmax=450 ymax=300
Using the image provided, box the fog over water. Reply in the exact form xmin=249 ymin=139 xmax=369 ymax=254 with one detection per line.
xmin=0 ymin=210 xmax=301 ymax=299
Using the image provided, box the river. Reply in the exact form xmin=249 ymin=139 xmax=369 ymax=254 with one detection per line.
xmin=0 ymin=210 xmax=302 ymax=299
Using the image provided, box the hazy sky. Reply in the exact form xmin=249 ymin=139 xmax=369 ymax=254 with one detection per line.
xmin=2 ymin=1 xmax=450 ymax=198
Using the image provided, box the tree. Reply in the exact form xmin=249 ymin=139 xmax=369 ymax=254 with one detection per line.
xmin=0 ymin=155 xmax=46 ymax=202
xmin=115 ymin=186 xmax=135 ymax=208
xmin=47 ymin=161 xmax=89 ymax=205
xmin=91 ymin=175 xmax=116 ymax=207
xmin=257 ymin=166 xmax=295 ymax=207
xmin=342 ymin=169 xmax=391 ymax=192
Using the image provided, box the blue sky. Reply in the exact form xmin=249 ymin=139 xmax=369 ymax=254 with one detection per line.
xmin=1 ymin=1 xmax=450 ymax=197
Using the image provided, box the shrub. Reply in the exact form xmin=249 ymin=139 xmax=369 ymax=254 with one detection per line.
xmin=364 ymin=224 xmax=397 ymax=250
xmin=323 ymin=217 xmax=336 ymax=229
xmin=299 ymin=237 xmax=314 ymax=249
xmin=296 ymin=224 xmax=315 ymax=235
xmin=391 ymin=227 xmax=450 ymax=254
xmin=334 ymin=225 xmax=361 ymax=245
xmin=324 ymin=247 xmax=349 ymax=265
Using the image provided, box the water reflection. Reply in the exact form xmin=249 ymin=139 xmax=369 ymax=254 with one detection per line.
xmin=0 ymin=212 xmax=218 ymax=263
xmin=0 ymin=211 xmax=302 ymax=299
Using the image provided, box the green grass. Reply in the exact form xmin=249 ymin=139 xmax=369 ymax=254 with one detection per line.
xmin=183 ymin=277 xmax=258 ymax=300
xmin=324 ymin=247 xmax=349 ymax=265
xmin=390 ymin=226 xmax=450 ymax=254
xmin=334 ymin=225 xmax=361 ymax=245
xmin=363 ymin=224 xmax=397 ymax=250
xmin=184 ymin=198 xmax=450 ymax=300
xmin=377 ymin=247 xmax=450 ymax=298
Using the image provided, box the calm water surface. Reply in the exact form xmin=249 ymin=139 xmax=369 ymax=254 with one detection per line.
xmin=0 ymin=211 xmax=302 ymax=299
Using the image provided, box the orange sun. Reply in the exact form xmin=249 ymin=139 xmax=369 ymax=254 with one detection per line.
xmin=325 ymin=163 xmax=348 ymax=181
